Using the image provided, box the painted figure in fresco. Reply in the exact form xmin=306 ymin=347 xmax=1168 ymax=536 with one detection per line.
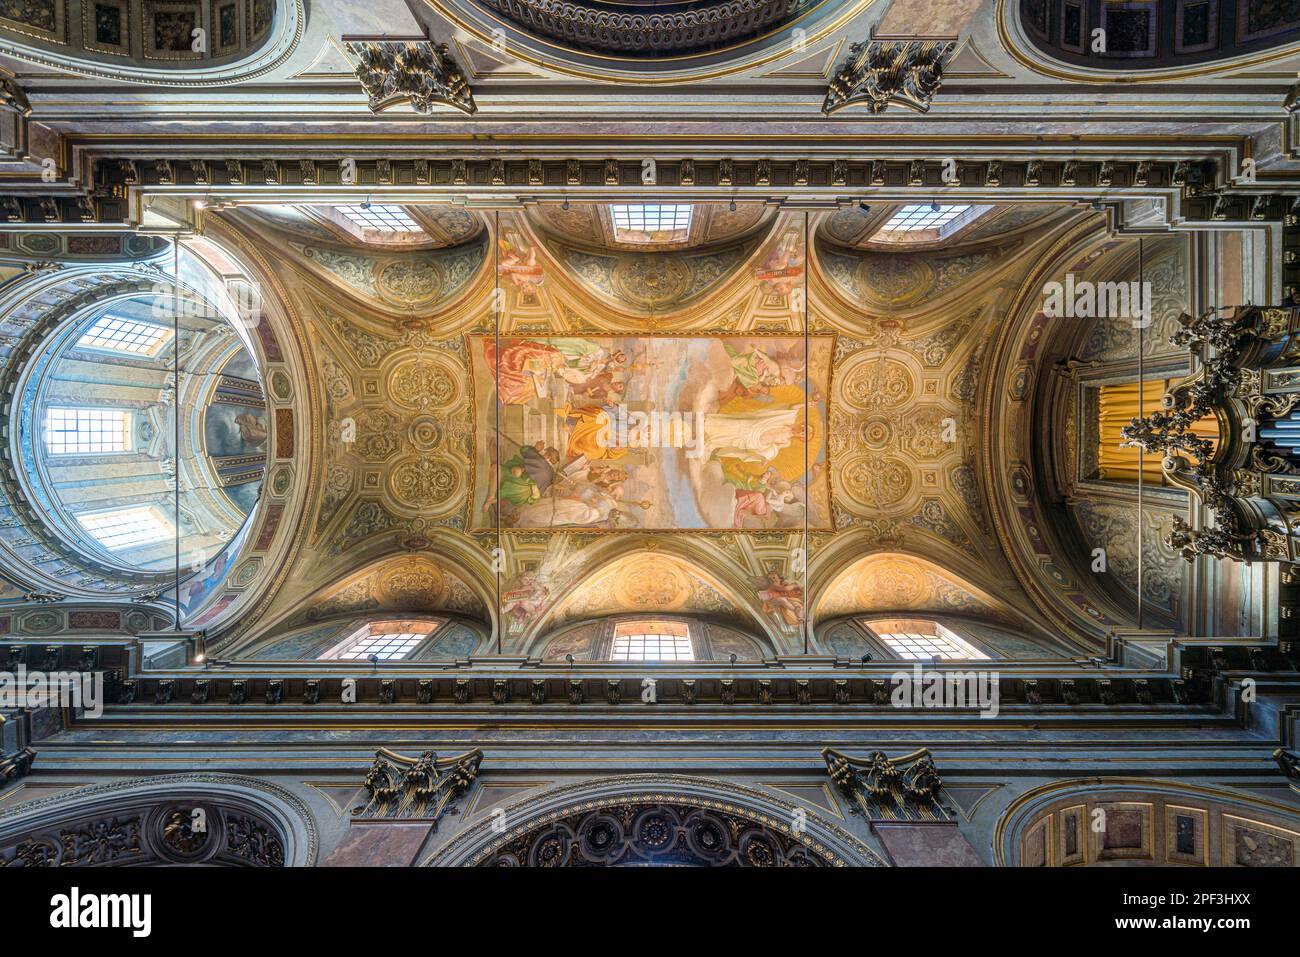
xmin=483 ymin=338 xmax=567 ymax=405
xmin=496 ymin=442 xmax=560 ymax=509
xmin=753 ymin=228 xmax=804 ymax=296
xmin=717 ymin=342 xmax=808 ymax=402
xmin=551 ymin=339 xmax=627 ymax=380
xmin=755 ymin=571 xmax=805 ymax=628
xmin=731 ymin=470 xmax=802 ymax=528
xmin=514 ymin=473 xmax=634 ymax=528
xmin=562 ymin=404 xmax=630 ymax=464
xmin=501 ymin=572 xmax=550 ymax=626
xmin=702 ymin=407 xmax=806 ymax=466
xmin=497 ymin=232 xmax=544 ymax=295
xmin=568 ymin=372 xmax=626 ymax=407
xmin=234 ymin=412 xmax=268 ymax=448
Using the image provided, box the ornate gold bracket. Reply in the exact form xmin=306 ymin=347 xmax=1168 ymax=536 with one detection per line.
xmin=822 ymin=747 xmax=951 ymax=822
xmin=353 ymin=747 xmax=483 ymax=822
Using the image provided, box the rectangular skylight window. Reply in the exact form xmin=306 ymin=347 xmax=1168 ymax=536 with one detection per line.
xmin=334 ymin=632 xmax=425 ymax=660
xmin=611 ymin=620 xmax=694 ymax=661
xmin=77 ymin=315 xmax=171 ymax=357
xmin=876 ymin=627 xmax=989 ymax=661
xmin=880 ymin=204 xmax=971 ymax=233
xmin=610 ymin=203 xmax=693 ymax=239
xmin=77 ymin=505 xmax=173 ymax=551
xmin=335 ymin=204 xmax=424 ymax=233
xmin=45 ymin=407 xmax=132 ymax=455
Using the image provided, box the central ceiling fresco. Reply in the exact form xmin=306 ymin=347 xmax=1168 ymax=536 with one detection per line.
xmin=470 ymin=333 xmax=832 ymax=531
xmin=201 ymin=198 xmax=1102 ymax=658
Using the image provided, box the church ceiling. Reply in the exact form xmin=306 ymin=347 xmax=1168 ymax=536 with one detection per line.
xmin=197 ymin=198 xmax=1087 ymax=655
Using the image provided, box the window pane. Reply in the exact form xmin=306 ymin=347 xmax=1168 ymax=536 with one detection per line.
xmin=335 ymin=632 xmax=424 ymax=660
xmin=336 ymin=204 xmax=424 ymax=233
xmin=77 ymin=505 xmax=172 ymax=551
xmin=876 ymin=628 xmax=988 ymax=660
xmin=880 ymin=204 xmax=971 ymax=233
xmin=610 ymin=203 xmax=693 ymax=240
xmin=610 ymin=621 xmax=694 ymax=661
xmin=45 ymin=407 xmax=132 ymax=455
xmin=77 ymin=314 xmax=171 ymax=356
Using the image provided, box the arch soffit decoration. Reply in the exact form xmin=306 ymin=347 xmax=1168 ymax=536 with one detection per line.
xmin=177 ymin=219 xmax=315 ymax=640
xmin=0 ymin=0 xmax=305 ymax=85
xmin=217 ymin=206 xmax=494 ymax=319
xmin=811 ymin=549 xmax=1057 ymax=644
xmin=426 ymin=773 xmax=885 ymax=867
xmin=228 ymin=550 xmax=496 ymax=656
xmin=518 ymin=540 xmax=779 ymax=653
xmin=0 ymin=772 xmax=318 ymax=866
xmin=979 ymin=212 xmax=1143 ymax=644
xmin=422 ymin=0 xmax=880 ymax=84
xmin=809 ymin=208 xmax=1084 ymax=328
xmin=995 ymin=0 xmax=1300 ymax=83
xmin=993 ymin=777 xmax=1300 ymax=867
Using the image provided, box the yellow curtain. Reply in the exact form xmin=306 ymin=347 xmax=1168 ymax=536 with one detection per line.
xmin=1097 ymin=380 xmax=1217 ymax=484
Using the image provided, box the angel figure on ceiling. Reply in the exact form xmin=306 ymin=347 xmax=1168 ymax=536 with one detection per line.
xmin=755 ymin=571 xmax=804 ymax=628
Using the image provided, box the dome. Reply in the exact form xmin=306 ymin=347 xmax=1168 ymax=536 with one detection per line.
xmin=10 ymin=250 xmax=267 ymax=585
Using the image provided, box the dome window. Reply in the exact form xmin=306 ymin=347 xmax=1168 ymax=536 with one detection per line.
xmin=45 ymin=407 xmax=133 ymax=455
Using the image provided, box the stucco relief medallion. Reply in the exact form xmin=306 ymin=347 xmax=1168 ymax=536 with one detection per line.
xmin=407 ymin=415 xmax=444 ymax=451
xmin=612 ymin=557 xmax=690 ymax=609
xmin=376 ymin=259 xmax=444 ymax=305
xmin=853 ymin=559 xmax=927 ymax=608
xmin=390 ymin=356 xmax=459 ymax=410
xmin=857 ymin=257 xmax=935 ymax=308
xmin=841 ymin=454 xmax=912 ymax=510
xmin=859 ymin=415 xmax=895 ymax=449
xmin=380 ymin=560 xmax=448 ymax=608
xmin=611 ymin=255 xmax=691 ymax=308
xmin=389 ymin=454 xmax=461 ymax=512
xmin=841 ymin=356 xmax=913 ymax=408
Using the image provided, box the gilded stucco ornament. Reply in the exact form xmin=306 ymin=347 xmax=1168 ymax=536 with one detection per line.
xmin=1122 ymin=305 xmax=1300 ymax=562
xmin=823 ymin=39 xmax=955 ymax=115
xmin=354 ymin=748 xmax=483 ymax=822
xmin=0 ymin=73 xmax=30 ymax=115
xmin=347 ymin=40 xmax=476 ymax=116
xmin=823 ymin=748 xmax=952 ymax=821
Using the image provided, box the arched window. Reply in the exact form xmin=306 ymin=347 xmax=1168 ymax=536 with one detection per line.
xmin=862 ymin=618 xmax=989 ymax=661
xmin=610 ymin=620 xmax=694 ymax=661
